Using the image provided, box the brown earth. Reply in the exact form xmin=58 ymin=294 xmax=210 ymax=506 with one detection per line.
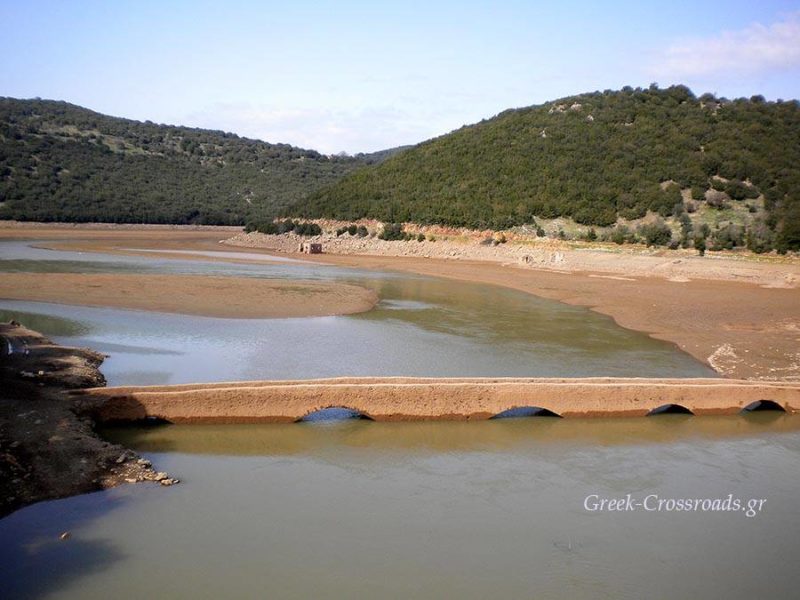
xmin=0 ymin=273 xmax=378 ymax=319
xmin=2 ymin=222 xmax=799 ymax=379
xmin=0 ymin=321 xmax=177 ymax=518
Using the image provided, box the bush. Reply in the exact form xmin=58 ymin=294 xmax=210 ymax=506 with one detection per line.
xmin=710 ymin=224 xmax=744 ymax=250
xmin=725 ymin=180 xmax=759 ymax=201
xmin=637 ymin=218 xmax=673 ymax=247
xmin=378 ymin=223 xmax=406 ymax=241
xmin=694 ymin=235 xmax=706 ymax=256
xmin=705 ymin=190 xmax=728 ymax=209
xmin=610 ymin=224 xmax=635 ymax=245
xmin=417 ymin=233 xmax=425 ymax=242
xmin=679 ymin=213 xmax=693 ymax=248
xmin=255 ymin=219 xmax=320 ymax=236
xmin=357 ymin=225 xmax=368 ymax=237
xmin=746 ymin=220 xmax=774 ymax=253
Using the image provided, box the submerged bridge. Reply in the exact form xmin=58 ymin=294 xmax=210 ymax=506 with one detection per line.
xmin=72 ymin=377 xmax=800 ymax=423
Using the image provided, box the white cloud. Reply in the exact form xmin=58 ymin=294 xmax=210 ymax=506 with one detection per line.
xmin=654 ymin=12 xmax=800 ymax=78
xmin=181 ymin=103 xmax=459 ymax=155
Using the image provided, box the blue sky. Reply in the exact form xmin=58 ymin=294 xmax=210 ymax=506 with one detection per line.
xmin=1 ymin=0 xmax=799 ymax=153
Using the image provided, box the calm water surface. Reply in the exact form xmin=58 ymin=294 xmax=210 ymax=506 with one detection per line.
xmin=2 ymin=239 xmax=794 ymax=599
xmin=2 ymin=415 xmax=799 ymax=599
xmin=0 ymin=240 xmax=714 ymax=384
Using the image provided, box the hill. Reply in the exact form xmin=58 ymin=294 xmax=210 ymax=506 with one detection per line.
xmin=297 ymin=85 xmax=800 ymax=251
xmin=0 ymin=98 xmax=388 ymax=225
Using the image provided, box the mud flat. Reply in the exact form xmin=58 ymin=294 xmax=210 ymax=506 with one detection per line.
xmin=75 ymin=377 xmax=800 ymax=423
xmin=2 ymin=223 xmax=799 ymax=378
xmin=226 ymin=232 xmax=800 ymax=381
xmin=0 ymin=273 xmax=378 ymax=319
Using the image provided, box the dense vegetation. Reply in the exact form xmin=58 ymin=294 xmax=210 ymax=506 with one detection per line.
xmin=298 ymin=85 xmax=800 ymax=251
xmin=245 ymin=219 xmax=322 ymax=236
xmin=0 ymin=98 xmax=391 ymax=224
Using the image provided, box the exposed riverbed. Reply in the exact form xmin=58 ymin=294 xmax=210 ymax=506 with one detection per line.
xmin=2 ymin=235 xmax=797 ymax=599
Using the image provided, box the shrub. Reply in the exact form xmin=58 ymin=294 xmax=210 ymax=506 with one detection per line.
xmin=710 ymin=224 xmax=744 ymax=250
xmin=725 ymin=180 xmax=759 ymax=201
xmin=417 ymin=233 xmax=425 ymax=242
xmin=705 ymin=190 xmax=728 ymax=209
xmin=637 ymin=218 xmax=673 ymax=246
xmin=610 ymin=224 xmax=634 ymax=245
xmin=694 ymin=235 xmax=706 ymax=256
xmin=679 ymin=213 xmax=693 ymax=248
xmin=690 ymin=186 xmax=706 ymax=201
xmin=746 ymin=220 xmax=774 ymax=253
xmin=357 ymin=225 xmax=368 ymax=237
xmin=378 ymin=223 xmax=406 ymax=241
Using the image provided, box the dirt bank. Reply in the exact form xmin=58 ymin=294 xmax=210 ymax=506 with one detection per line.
xmin=226 ymin=232 xmax=800 ymax=381
xmin=0 ymin=273 xmax=378 ymax=319
xmin=2 ymin=223 xmax=799 ymax=379
xmin=0 ymin=322 xmax=177 ymax=518
xmin=76 ymin=377 xmax=800 ymax=423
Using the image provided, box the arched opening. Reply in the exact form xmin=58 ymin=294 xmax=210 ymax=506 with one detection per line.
xmin=741 ymin=400 xmax=786 ymax=413
xmin=491 ymin=406 xmax=562 ymax=419
xmin=646 ymin=404 xmax=694 ymax=416
xmin=296 ymin=407 xmax=373 ymax=423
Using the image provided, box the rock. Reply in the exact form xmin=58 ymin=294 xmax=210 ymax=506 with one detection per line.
xmin=154 ymin=472 xmax=168 ymax=481
xmin=160 ymin=478 xmax=179 ymax=486
xmin=124 ymin=478 xmax=137 ymax=484
xmin=115 ymin=454 xmax=127 ymax=464
xmin=60 ymin=532 xmax=71 ymax=540
xmin=137 ymin=458 xmax=152 ymax=467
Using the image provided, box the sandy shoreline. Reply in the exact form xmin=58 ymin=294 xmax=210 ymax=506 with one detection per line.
xmin=0 ymin=272 xmax=378 ymax=319
xmin=2 ymin=222 xmax=799 ymax=379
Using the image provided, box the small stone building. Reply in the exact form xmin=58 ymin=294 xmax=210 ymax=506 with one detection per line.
xmin=299 ymin=242 xmax=323 ymax=254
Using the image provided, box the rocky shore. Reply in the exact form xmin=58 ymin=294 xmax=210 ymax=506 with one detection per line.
xmin=0 ymin=321 xmax=177 ymax=519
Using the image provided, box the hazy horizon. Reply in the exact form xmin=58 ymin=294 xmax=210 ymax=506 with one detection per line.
xmin=2 ymin=1 xmax=799 ymax=153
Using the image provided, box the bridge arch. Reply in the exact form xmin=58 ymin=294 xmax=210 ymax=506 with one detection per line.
xmin=296 ymin=406 xmax=374 ymax=423
xmin=741 ymin=400 xmax=786 ymax=413
xmin=646 ymin=404 xmax=694 ymax=416
xmin=490 ymin=406 xmax=562 ymax=419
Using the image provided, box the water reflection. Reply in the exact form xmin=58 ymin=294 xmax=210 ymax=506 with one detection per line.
xmin=99 ymin=413 xmax=800 ymax=457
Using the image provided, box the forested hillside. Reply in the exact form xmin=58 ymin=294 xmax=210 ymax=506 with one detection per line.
xmin=0 ymin=98 xmax=385 ymax=224
xmin=298 ymin=85 xmax=800 ymax=250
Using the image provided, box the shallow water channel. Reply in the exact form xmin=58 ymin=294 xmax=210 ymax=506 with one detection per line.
xmin=2 ymin=239 xmax=797 ymax=599
xmin=0 ymin=240 xmax=715 ymax=383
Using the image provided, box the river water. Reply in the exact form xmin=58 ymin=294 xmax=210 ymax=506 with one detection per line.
xmin=1 ymin=239 xmax=798 ymax=599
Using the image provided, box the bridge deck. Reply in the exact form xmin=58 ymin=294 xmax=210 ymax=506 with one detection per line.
xmin=72 ymin=377 xmax=800 ymax=422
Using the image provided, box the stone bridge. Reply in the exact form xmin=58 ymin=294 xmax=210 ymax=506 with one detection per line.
xmin=72 ymin=377 xmax=800 ymax=423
